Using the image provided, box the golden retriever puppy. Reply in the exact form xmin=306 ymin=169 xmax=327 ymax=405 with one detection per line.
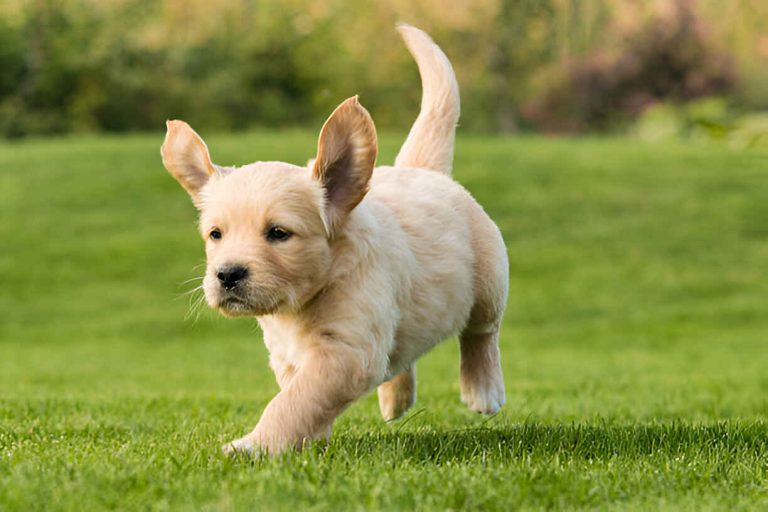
xmin=161 ymin=24 xmax=508 ymax=455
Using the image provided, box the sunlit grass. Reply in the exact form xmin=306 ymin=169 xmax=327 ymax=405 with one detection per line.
xmin=1 ymin=132 xmax=767 ymax=510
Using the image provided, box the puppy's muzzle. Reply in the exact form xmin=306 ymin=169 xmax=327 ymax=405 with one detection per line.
xmin=217 ymin=264 xmax=248 ymax=290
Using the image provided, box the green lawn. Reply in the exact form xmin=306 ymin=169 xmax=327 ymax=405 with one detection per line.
xmin=1 ymin=132 xmax=767 ymax=510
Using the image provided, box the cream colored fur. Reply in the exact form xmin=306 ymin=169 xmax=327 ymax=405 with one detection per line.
xmin=161 ymin=24 xmax=508 ymax=455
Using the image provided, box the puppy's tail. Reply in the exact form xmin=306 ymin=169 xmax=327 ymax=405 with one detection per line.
xmin=394 ymin=23 xmax=460 ymax=176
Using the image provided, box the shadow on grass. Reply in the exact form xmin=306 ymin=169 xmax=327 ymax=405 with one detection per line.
xmin=332 ymin=421 xmax=768 ymax=463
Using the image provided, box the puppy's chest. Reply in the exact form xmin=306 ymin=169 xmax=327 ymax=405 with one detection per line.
xmin=259 ymin=318 xmax=312 ymax=366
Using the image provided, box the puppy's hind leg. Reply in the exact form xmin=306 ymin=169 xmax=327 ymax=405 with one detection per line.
xmin=459 ymin=329 xmax=505 ymax=415
xmin=460 ymin=215 xmax=508 ymax=415
xmin=377 ymin=365 xmax=416 ymax=421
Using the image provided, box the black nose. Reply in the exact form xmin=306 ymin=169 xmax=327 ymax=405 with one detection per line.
xmin=217 ymin=265 xmax=248 ymax=290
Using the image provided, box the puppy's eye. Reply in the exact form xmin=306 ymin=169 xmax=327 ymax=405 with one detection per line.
xmin=209 ymin=228 xmax=222 ymax=241
xmin=266 ymin=226 xmax=292 ymax=242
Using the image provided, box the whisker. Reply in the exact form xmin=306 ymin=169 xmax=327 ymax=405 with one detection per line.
xmin=190 ymin=262 xmax=207 ymax=272
xmin=177 ymin=276 xmax=204 ymax=287
xmin=181 ymin=284 xmax=205 ymax=296
xmin=184 ymin=286 xmax=209 ymax=323
xmin=174 ymin=283 xmax=205 ymax=301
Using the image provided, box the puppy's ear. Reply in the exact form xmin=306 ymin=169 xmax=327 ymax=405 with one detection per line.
xmin=161 ymin=120 xmax=217 ymax=205
xmin=313 ymin=96 xmax=378 ymax=234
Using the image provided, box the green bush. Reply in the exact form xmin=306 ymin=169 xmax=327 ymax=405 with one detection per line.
xmin=633 ymin=97 xmax=768 ymax=148
xmin=0 ymin=0 xmax=764 ymax=137
xmin=522 ymin=0 xmax=736 ymax=133
xmin=0 ymin=0 xmax=328 ymax=137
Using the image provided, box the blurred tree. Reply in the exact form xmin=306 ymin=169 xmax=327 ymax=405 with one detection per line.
xmin=0 ymin=0 xmax=763 ymax=137
xmin=488 ymin=0 xmax=556 ymax=132
xmin=522 ymin=0 xmax=737 ymax=132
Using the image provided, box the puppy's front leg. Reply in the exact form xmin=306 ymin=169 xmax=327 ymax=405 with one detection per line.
xmin=224 ymin=344 xmax=375 ymax=455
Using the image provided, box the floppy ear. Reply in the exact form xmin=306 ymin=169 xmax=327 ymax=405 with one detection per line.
xmin=161 ymin=120 xmax=217 ymax=205
xmin=313 ymin=96 xmax=378 ymax=234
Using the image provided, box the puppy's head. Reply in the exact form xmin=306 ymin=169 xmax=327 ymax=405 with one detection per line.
xmin=161 ymin=97 xmax=377 ymax=317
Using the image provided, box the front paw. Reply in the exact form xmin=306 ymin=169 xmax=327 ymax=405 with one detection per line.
xmin=222 ymin=429 xmax=328 ymax=456
xmin=222 ymin=435 xmax=262 ymax=456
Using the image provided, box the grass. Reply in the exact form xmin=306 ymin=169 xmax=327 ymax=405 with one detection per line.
xmin=1 ymin=130 xmax=767 ymax=510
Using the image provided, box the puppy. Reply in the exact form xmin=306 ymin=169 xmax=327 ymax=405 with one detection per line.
xmin=161 ymin=24 xmax=508 ymax=455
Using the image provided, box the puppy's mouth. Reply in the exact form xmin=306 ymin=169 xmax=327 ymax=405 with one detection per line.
xmin=216 ymin=294 xmax=258 ymax=317
xmin=213 ymin=291 xmax=282 ymax=317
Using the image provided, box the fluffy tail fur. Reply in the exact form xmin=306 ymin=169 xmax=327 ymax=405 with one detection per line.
xmin=394 ymin=24 xmax=460 ymax=176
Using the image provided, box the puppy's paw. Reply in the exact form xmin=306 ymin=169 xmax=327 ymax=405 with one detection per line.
xmin=461 ymin=380 xmax=506 ymax=415
xmin=378 ymin=386 xmax=415 ymax=422
xmin=377 ymin=367 xmax=417 ymax=422
xmin=222 ymin=436 xmax=262 ymax=457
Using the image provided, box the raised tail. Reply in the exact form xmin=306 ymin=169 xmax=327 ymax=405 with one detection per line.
xmin=394 ymin=24 xmax=460 ymax=176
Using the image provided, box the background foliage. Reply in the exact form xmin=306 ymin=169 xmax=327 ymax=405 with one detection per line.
xmin=0 ymin=0 xmax=766 ymax=137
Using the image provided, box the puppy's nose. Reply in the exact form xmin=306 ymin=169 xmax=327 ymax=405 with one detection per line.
xmin=217 ymin=265 xmax=248 ymax=290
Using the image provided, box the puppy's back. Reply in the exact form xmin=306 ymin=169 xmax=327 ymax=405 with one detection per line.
xmin=367 ymin=165 xmax=507 ymax=365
